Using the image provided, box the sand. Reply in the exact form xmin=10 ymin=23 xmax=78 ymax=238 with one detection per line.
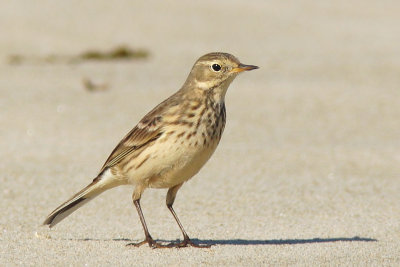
xmin=1 ymin=1 xmax=399 ymax=266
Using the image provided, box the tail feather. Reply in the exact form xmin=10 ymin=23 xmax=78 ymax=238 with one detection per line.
xmin=43 ymin=175 xmax=110 ymax=228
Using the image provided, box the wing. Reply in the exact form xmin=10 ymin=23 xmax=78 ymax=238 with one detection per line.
xmin=98 ymin=89 xmax=185 ymax=174
xmin=98 ymin=107 xmax=165 ymax=174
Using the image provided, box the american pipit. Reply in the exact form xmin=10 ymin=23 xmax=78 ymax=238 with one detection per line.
xmin=43 ymin=52 xmax=258 ymax=248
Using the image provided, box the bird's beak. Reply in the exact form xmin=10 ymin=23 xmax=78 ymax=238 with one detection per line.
xmin=231 ymin=63 xmax=259 ymax=73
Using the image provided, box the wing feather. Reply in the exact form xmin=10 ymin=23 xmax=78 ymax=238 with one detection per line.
xmin=99 ymin=111 xmax=164 ymax=173
xmin=98 ymin=91 xmax=183 ymax=174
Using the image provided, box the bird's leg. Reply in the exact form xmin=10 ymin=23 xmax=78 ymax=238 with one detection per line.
xmin=126 ymin=199 xmax=154 ymax=247
xmin=167 ymin=204 xmax=211 ymax=248
xmin=127 ymin=196 xmax=170 ymax=248
xmin=166 ymin=184 xmax=211 ymax=248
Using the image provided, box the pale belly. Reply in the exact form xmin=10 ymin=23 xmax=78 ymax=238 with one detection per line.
xmin=119 ymin=99 xmax=226 ymax=189
xmin=125 ymin=137 xmax=219 ymax=189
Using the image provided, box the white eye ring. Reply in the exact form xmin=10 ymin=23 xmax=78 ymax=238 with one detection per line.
xmin=211 ymin=63 xmax=222 ymax=72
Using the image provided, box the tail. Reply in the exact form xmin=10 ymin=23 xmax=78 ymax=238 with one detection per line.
xmin=43 ymin=171 xmax=117 ymax=227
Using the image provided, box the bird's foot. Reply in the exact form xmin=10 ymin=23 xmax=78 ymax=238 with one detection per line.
xmin=126 ymin=236 xmax=171 ymax=249
xmin=168 ymin=238 xmax=211 ymax=248
xmin=126 ymin=236 xmax=211 ymax=249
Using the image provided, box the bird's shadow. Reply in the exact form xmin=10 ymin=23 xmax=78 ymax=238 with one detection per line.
xmin=73 ymin=236 xmax=377 ymax=246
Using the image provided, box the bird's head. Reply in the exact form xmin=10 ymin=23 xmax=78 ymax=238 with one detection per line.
xmin=183 ymin=52 xmax=258 ymax=99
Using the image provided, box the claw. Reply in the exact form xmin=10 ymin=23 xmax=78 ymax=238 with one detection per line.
xmin=126 ymin=237 xmax=211 ymax=248
xmin=126 ymin=236 xmax=171 ymax=248
xmin=167 ymin=238 xmax=211 ymax=248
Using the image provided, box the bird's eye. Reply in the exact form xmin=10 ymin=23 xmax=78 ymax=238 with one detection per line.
xmin=211 ymin=63 xmax=221 ymax=72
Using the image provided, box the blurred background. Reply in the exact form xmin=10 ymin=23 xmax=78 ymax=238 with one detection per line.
xmin=1 ymin=0 xmax=399 ymax=265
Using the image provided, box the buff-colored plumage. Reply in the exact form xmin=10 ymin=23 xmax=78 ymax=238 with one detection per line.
xmin=43 ymin=52 xmax=258 ymax=248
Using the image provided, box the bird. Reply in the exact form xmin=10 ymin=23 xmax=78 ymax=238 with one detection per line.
xmin=43 ymin=52 xmax=258 ymax=248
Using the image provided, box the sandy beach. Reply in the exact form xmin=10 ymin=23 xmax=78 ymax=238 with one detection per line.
xmin=1 ymin=1 xmax=399 ymax=265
